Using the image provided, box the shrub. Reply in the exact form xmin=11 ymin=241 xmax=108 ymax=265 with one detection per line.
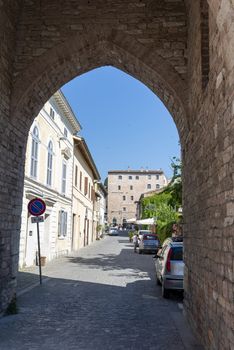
xmin=5 ymin=295 xmax=18 ymax=315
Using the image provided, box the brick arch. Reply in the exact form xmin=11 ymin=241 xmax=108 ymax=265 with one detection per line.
xmin=11 ymin=30 xmax=189 ymax=141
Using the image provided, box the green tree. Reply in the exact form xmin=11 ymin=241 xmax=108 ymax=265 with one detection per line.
xmin=140 ymin=157 xmax=182 ymax=243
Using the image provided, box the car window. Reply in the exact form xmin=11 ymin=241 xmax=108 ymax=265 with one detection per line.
xmin=143 ymin=234 xmax=157 ymax=240
xmin=170 ymin=247 xmax=183 ymax=260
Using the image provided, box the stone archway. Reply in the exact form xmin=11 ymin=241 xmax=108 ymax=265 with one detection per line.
xmin=0 ymin=1 xmax=234 ymax=349
xmin=11 ymin=30 xmax=189 ymax=139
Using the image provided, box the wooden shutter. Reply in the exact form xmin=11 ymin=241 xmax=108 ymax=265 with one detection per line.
xmin=84 ymin=177 xmax=88 ymax=195
xmin=58 ymin=210 xmax=61 ymax=236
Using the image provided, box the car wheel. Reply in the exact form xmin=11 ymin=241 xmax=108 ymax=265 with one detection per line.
xmin=162 ymin=284 xmax=170 ymax=298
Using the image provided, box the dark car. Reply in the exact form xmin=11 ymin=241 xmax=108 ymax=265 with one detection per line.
xmin=138 ymin=233 xmax=160 ymax=254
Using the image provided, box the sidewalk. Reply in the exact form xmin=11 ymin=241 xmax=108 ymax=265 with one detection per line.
xmin=17 ymin=256 xmax=69 ymax=295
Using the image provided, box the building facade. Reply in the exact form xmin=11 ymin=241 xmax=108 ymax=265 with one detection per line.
xmin=95 ymin=182 xmax=108 ymax=238
xmin=19 ymin=91 xmax=81 ymax=268
xmin=107 ymin=170 xmax=168 ymax=225
xmin=72 ymin=136 xmax=101 ymax=250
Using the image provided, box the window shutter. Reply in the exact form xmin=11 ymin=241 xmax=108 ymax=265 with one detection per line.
xmin=84 ymin=177 xmax=88 ymax=195
xmin=75 ymin=165 xmax=78 ymax=187
xmin=58 ymin=211 xmax=61 ymax=236
xmin=80 ymin=172 xmax=82 ymax=191
xmin=64 ymin=212 xmax=67 ymax=236
xmin=91 ymin=186 xmax=95 ymax=201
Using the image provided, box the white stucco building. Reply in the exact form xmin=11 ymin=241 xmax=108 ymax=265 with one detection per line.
xmin=72 ymin=136 xmax=101 ymax=250
xmin=19 ymin=90 xmax=81 ymax=268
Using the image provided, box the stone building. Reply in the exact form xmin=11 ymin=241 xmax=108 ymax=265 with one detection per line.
xmin=108 ymin=170 xmax=167 ymax=225
xmin=19 ymin=90 xmax=81 ymax=268
xmin=72 ymin=136 xmax=101 ymax=250
xmin=1 ymin=2 xmax=234 ymax=349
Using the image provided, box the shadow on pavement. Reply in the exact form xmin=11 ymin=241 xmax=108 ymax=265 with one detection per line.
xmin=1 ymin=271 xmax=202 ymax=350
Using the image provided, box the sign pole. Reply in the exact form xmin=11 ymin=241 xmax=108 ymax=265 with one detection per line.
xmin=36 ymin=221 xmax=42 ymax=285
xmin=28 ymin=198 xmax=46 ymax=285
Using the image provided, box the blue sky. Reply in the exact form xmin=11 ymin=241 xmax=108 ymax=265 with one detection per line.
xmin=62 ymin=66 xmax=180 ymax=182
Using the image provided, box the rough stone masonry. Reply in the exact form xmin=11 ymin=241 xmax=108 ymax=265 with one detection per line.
xmin=0 ymin=1 xmax=233 ymax=349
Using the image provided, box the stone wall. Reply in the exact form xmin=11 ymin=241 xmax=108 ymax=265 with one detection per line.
xmin=0 ymin=0 xmax=26 ymax=312
xmin=183 ymin=2 xmax=234 ymax=349
xmin=0 ymin=1 xmax=233 ymax=349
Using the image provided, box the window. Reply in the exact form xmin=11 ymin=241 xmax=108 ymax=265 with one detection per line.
xmin=50 ymin=107 xmax=55 ymax=120
xmin=156 ymin=184 xmax=160 ymax=189
xmin=136 ymin=176 xmax=139 ymax=180
xmin=64 ymin=127 xmax=68 ymax=138
xmin=118 ymin=185 xmax=121 ymax=190
xmin=156 ymin=174 xmax=159 ymax=180
xmin=118 ymin=175 xmax=122 ymax=180
xmin=58 ymin=210 xmax=67 ymax=237
xmin=46 ymin=141 xmax=53 ymax=186
xmin=75 ymin=165 xmax=78 ymax=187
xmin=30 ymin=126 xmax=39 ymax=178
xmin=80 ymin=171 xmax=82 ymax=191
xmin=147 ymin=184 xmax=151 ymax=189
xmin=123 ymin=207 xmax=126 ymax=212
xmin=131 ymin=196 xmax=134 ymax=201
xmin=89 ymin=183 xmax=91 ymax=198
xmin=84 ymin=177 xmax=88 ymax=195
xmin=61 ymin=161 xmax=67 ymax=194
xmin=148 ymin=175 xmax=151 ymax=179
xmin=91 ymin=186 xmax=95 ymax=201
xmin=128 ymin=175 xmax=132 ymax=180
xmin=123 ymin=196 xmax=126 ymax=201
xmin=130 ymin=185 xmax=133 ymax=190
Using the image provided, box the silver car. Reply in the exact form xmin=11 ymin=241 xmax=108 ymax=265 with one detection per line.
xmin=154 ymin=241 xmax=184 ymax=298
xmin=108 ymin=227 xmax=119 ymax=236
xmin=138 ymin=229 xmax=152 ymax=241
xmin=138 ymin=233 xmax=160 ymax=254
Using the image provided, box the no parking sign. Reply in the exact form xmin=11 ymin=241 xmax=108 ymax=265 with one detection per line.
xmin=27 ymin=198 xmax=46 ymax=285
xmin=28 ymin=198 xmax=46 ymax=216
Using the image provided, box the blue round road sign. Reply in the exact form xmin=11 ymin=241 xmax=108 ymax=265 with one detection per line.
xmin=28 ymin=198 xmax=46 ymax=216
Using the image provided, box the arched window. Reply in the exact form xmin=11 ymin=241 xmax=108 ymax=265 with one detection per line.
xmin=30 ymin=126 xmax=39 ymax=178
xmin=46 ymin=141 xmax=53 ymax=186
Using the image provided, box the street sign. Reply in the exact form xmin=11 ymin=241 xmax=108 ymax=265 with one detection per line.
xmin=28 ymin=198 xmax=46 ymax=216
xmin=31 ymin=216 xmax=44 ymax=223
xmin=28 ymin=198 xmax=46 ymax=285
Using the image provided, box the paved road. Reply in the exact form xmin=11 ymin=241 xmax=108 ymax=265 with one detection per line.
xmin=0 ymin=232 xmax=203 ymax=350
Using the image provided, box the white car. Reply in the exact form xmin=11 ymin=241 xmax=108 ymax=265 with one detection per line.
xmin=138 ymin=229 xmax=152 ymax=241
xmin=108 ymin=227 xmax=119 ymax=236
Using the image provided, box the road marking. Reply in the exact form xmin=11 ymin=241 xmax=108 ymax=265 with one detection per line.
xmin=142 ymin=294 xmax=158 ymax=300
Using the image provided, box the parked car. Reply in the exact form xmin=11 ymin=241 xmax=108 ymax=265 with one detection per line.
xmin=138 ymin=229 xmax=152 ymax=241
xmin=108 ymin=227 xmax=119 ymax=236
xmin=154 ymin=241 xmax=184 ymax=298
xmin=138 ymin=233 xmax=160 ymax=254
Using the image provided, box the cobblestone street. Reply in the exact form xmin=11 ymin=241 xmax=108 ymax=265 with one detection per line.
xmin=0 ymin=233 xmax=203 ymax=350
